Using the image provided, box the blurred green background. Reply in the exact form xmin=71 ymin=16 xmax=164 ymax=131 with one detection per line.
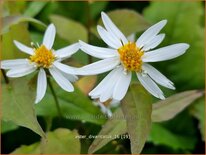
xmin=1 ymin=1 xmax=205 ymax=154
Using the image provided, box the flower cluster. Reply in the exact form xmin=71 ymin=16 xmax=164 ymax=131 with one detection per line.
xmin=1 ymin=12 xmax=189 ymax=115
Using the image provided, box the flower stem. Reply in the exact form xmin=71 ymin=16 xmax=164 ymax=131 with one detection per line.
xmin=1 ymin=69 xmax=9 ymax=84
xmin=47 ymin=77 xmax=62 ymax=119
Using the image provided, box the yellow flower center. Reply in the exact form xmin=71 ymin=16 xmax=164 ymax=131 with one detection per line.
xmin=30 ymin=45 xmax=55 ymax=68
xmin=118 ymin=42 xmax=144 ymax=72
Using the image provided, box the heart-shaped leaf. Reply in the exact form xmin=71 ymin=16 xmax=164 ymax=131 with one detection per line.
xmin=88 ymin=89 xmax=203 ymax=153
xmin=121 ymin=83 xmax=152 ymax=154
xmin=2 ymin=78 xmax=45 ymax=138
xmin=11 ymin=128 xmax=80 ymax=154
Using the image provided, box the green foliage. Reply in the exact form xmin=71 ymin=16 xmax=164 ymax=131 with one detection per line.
xmin=148 ymin=123 xmax=196 ymax=150
xmin=24 ymin=1 xmax=48 ymax=17
xmin=11 ymin=128 xmax=80 ymax=154
xmin=93 ymin=9 xmax=150 ymax=38
xmin=190 ymin=97 xmax=205 ymax=141
xmin=2 ymin=15 xmax=46 ymax=34
xmin=88 ymin=108 xmax=126 ymax=154
xmin=50 ymin=14 xmax=88 ymax=43
xmin=87 ymin=89 xmax=203 ymax=152
xmin=152 ymin=90 xmax=204 ymax=122
xmin=1 ymin=121 xmax=19 ymax=134
xmin=2 ymin=78 xmax=45 ymax=138
xmin=35 ymin=79 xmax=106 ymax=125
xmin=1 ymin=1 xmax=205 ymax=154
xmin=144 ymin=2 xmax=205 ymax=89
xmin=2 ymin=22 xmax=30 ymax=59
xmin=121 ymin=83 xmax=152 ymax=154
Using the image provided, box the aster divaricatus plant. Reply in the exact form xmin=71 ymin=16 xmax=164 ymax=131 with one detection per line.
xmin=76 ymin=12 xmax=190 ymax=102
xmin=1 ymin=24 xmax=79 ymax=103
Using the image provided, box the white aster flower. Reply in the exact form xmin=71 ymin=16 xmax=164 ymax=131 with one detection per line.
xmin=1 ymin=24 xmax=79 ymax=103
xmin=76 ymin=12 xmax=190 ymax=102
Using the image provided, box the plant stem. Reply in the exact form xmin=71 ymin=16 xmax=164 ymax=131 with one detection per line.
xmin=1 ymin=69 xmax=9 ymax=84
xmin=86 ymin=1 xmax=93 ymax=64
xmin=47 ymin=77 xmax=62 ymax=119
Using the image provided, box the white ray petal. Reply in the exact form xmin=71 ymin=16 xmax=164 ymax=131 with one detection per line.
xmin=53 ymin=61 xmax=76 ymax=75
xmin=1 ymin=59 xmax=29 ymax=69
xmin=79 ymin=40 xmax=118 ymax=59
xmin=99 ymin=70 xmax=121 ymax=102
xmin=55 ymin=43 xmax=79 ymax=58
xmin=59 ymin=70 xmax=78 ymax=82
xmin=142 ymin=43 xmax=190 ymax=62
xmin=97 ymin=25 xmax=122 ymax=49
xmin=13 ymin=40 xmax=34 ymax=55
xmin=6 ymin=65 xmax=36 ymax=78
xmin=110 ymin=99 xmax=120 ymax=107
xmin=35 ymin=69 xmax=47 ymax=104
xmin=127 ymin=33 xmax=136 ymax=42
xmin=113 ymin=71 xmax=132 ymax=101
xmin=137 ymin=73 xmax=165 ymax=100
xmin=136 ymin=20 xmax=167 ymax=48
xmin=89 ymin=66 xmax=122 ymax=98
xmin=101 ymin=12 xmax=128 ymax=45
xmin=49 ymin=67 xmax=74 ymax=92
xmin=75 ymin=57 xmax=120 ymax=75
xmin=142 ymin=63 xmax=175 ymax=89
xmin=142 ymin=34 xmax=165 ymax=51
xmin=43 ymin=24 xmax=56 ymax=50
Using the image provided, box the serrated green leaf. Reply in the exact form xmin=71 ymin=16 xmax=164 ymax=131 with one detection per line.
xmin=2 ymin=78 xmax=45 ymax=138
xmin=144 ymin=2 xmax=205 ymax=89
xmin=88 ymin=108 xmax=126 ymax=154
xmin=92 ymin=9 xmax=150 ymax=38
xmin=190 ymin=97 xmax=205 ymax=141
xmin=88 ymin=89 xmax=203 ymax=152
xmin=11 ymin=128 xmax=80 ymax=154
xmin=152 ymin=90 xmax=204 ymax=122
xmin=121 ymin=83 xmax=152 ymax=154
xmin=50 ymin=14 xmax=88 ymax=43
xmin=35 ymin=79 xmax=106 ymax=125
xmin=24 ymin=1 xmax=48 ymax=17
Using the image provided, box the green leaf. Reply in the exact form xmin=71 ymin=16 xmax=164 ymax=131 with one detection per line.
xmin=2 ymin=15 xmax=46 ymax=34
xmin=148 ymin=123 xmax=196 ymax=150
xmin=35 ymin=79 xmax=106 ymax=125
xmin=88 ymin=108 xmax=126 ymax=154
xmin=88 ymin=90 xmax=203 ymax=152
xmin=11 ymin=143 xmax=40 ymax=154
xmin=144 ymin=2 xmax=205 ymax=89
xmin=2 ymin=78 xmax=45 ymax=138
xmin=11 ymin=128 xmax=80 ymax=154
xmin=90 ymin=2 xmax=108 ymax=19
xmin=2 ymin=22 xmax=31 ymax=59
xmin=93 ymin=9 xmax=150 ymax=38
xmin=24 ymin=1 xmax=48 ymax=17
xmin=152 ymin=90 xmax=204 ymax=122
xmin=190 ymin=97 xmax=205 ymax=141
xmin=1 ymin=120 xmax=19 ymax=133
xmin=50 ymin=14 xmax=88 ymax=43
xmin=121 ymin=83 xmax=152 ymax=154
